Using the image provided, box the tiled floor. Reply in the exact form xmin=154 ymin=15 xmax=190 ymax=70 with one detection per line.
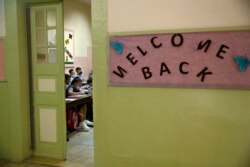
xmin=67 ymin=128 xmax=94 ymax=167
xmin=0 ymin=128 xmax=94 ymax=167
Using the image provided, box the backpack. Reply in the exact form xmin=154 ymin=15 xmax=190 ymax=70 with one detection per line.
xmin=66 ymin=107 xmax=79 ymax=130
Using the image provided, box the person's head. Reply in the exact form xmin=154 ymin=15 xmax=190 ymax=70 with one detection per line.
xmin=69 ymin=69 xmax=75 ymax=76
xmin=71 ymin=77 xmax=82 ymax=87
xmin=75 ymin=67 xmax=82 ymax=75
xmin=65 ymin=74 xmax=71 ymax=85
xmin=87 ymin=77 xmax=93 ymax=86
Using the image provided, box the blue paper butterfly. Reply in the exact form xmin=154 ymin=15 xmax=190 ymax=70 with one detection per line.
xmin=110 ymin=41 xmax=125 ymax=55
xmin=233 ymin=55 xmax=250 ymax=72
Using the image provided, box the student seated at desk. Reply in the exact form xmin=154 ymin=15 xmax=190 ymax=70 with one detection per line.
xmin=68 ymin=69 xmax=75 ymax=82
xmin=81 ymin=77 xmax=92 ymax=93
xmin=67 ymin=77 xmax=85 ymax=96
xmin=66 ymin=76 xmax=93 ymax=131
xmin=81 ymin=76 xmax=93 ymax=122
xmin=75 ymin=67 xmax=84 ymax=81
xmin=65 ymin=74 xmax=71 ymax=90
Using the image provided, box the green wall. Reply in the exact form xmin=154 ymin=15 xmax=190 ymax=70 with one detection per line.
xmin=0 ymin=0 xmax=63 ymax=162
xmin=0 ymin=0 xmax=31 ymax=161
xmin=92 ymin=1 xmax=250 ymax=167
xmin=0 ymin=82 xmax=10 ymax=159
xmin=1 ymin=0 xmax=250 ymax=165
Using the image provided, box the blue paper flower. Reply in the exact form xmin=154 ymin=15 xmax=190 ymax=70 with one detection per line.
xmin=233 ymin=55 xmax=250 ymax=72
xmin=110 ymin=41 xmax=125 ymax=55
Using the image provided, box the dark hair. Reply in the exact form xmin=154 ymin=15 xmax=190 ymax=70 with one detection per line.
xmin=65 ymin=74 xmax=71 ymax=80
xmin=69 ymin=69 xmax=74 ymax=74
xmin=71 ymin=77 xmax=82 ymax=85
xmin=87 ymin=77 xmax=92 ymax=84
xmin=75 ymin=67 xmax=81 ymax=71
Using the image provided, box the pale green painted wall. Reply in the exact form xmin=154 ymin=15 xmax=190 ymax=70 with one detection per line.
xmin=0 ymin=82 xmax=10 ymax=159
xmin=0 ymin=0 xmax=65 ymax=162
xmin=0 ymin=0 xmax=31 ymax=161
xmin=93 ymin=0 xmax=250 ymax=167
xmin=1 ymin=0 xmax=249 ymax=165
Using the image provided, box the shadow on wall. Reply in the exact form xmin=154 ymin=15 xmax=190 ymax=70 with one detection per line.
xmin=244 ymin=0 xmax=250 ymax=13
xmin=0 ymin=40 xmax=4 ymax=80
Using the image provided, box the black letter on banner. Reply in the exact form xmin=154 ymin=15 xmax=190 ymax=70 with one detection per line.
xmin=197 ymin=40 xmax=211 ymax=53
xmin=142 ymin=67 xmax=152 ymax=80
xmin=171 ymin=34 xmax=184 ymax=47
xmin=113 ymin=66 xmax=127 ymax=78
xmin=137 ymin=46 xmax=147 ymax=56
xmin=126 ymin=53 xmax=138 ymax=65
xmin=196 ymin=67 xmax=213 ymax=82
xmin=160 ymin=62 xmax=171 ymax=76
xmin=179 ymin=62 xmax=189 ymax=74
xmin=151 ymin=36 xmax=163 ymax=48
xmin=216 ymin=44 xmax=230 ymax=59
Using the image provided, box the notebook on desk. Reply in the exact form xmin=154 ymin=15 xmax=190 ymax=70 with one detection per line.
xmin=65 ymin=98 xmax=75 ymax=102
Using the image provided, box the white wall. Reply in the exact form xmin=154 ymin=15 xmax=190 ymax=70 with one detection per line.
xmin=108 ymin=0 xmax=250 ymax=32
xmin=64 ymin=0 xmax=92 ymax=80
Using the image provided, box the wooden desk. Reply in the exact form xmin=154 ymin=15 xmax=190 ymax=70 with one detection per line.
xmin=65 ymin=94 xmax=93 ymax=140
xmin=66 ymin=94 xmax=92 ymax=108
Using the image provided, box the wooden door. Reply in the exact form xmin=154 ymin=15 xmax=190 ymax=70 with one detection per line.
xmin=30 ymin=3 xmax=66 ymax=159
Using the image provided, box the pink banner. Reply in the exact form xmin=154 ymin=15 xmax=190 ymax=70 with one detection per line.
xmin=109 ymin=30 xmax=250 ymax=89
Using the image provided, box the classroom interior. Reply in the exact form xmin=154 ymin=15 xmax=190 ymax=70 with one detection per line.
xmin=64 ymin=0 xmax=94 ymax=166
xmin=63 ymin=1 xmax=93 ymax=166
xmin=0 ymin=0 xmax=250 ymax=167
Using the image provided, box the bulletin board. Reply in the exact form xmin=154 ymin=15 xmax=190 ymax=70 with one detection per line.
xmin=109 ymin=30 xmax=250 ymax=89
xmin=64 ymin=30 xmax=74 ymax=64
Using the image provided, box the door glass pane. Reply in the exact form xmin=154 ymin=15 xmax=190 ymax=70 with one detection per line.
xmin=36 ymin=30 xmax=46 ymax=46
xmin=35 ymin=10 xmax=45 ymax=27
xmin=47 ymin=11 xmax=56 ymax=27
xmin=37 ymin=48 xmax=47 ymax=64
xmin=48 ymin=48 xmax=57 ymax=64
xmin=48 ymin=29 xmax=56 ymax=46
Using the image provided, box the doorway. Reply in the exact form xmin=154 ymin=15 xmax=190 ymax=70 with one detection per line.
xmin=27 ymin=0 xmax=94 ymax=166
xmin=63 ymin=0 xmax=94 ymax=166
